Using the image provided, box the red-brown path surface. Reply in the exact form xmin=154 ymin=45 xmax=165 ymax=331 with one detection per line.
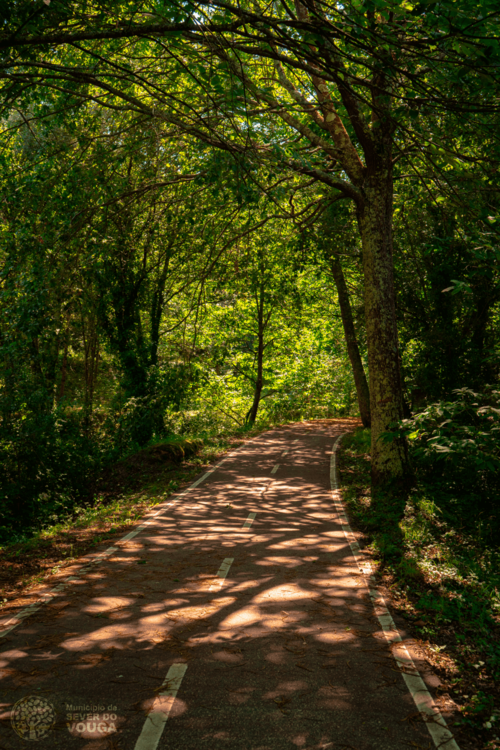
xmin=1 ymin=423 xmax=439 ymax=749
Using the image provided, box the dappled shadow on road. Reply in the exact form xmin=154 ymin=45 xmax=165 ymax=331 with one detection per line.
xmin=0 ymin=422 xmax=434 ymax=750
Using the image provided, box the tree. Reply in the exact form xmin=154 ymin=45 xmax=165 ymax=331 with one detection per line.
xmin=1 ymin=0 xmax=499 ymax=495
xmin=226 ymin=223 xmax=297 ymax=425
xmin=311 ymin=203 xmax=371 ymax=427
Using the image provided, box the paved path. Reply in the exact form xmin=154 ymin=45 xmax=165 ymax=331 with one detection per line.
xmin=0 ymin=423 xmax=457 ymax=749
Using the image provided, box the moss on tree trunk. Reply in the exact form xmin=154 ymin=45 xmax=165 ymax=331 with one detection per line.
xmin=358 ymin=171 xmax=412 ymax=508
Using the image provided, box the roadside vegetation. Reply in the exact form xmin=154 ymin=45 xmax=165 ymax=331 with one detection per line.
xmin=339 ymin=412 xmax=500 ymax=750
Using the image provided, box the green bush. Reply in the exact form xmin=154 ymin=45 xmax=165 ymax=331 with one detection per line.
xmin=402 ymin=387 xmax=500 ymax=471
xmin=389 ymin=387 xmax=500 ymax=539
xmin=0 ymin=407 xmax=103 ymax=541
xmin=342 ymin=427 xmax=371 ymax=454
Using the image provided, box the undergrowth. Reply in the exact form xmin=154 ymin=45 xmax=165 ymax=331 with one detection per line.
xmin=340 ymin=427 xmax=500 ymax=750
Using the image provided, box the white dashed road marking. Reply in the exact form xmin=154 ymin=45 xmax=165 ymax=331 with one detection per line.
xmin=0 ymin=444 xmax=248 ymax=639
xmin=134 ymin=663 xmax=187 ymax=750
xmin=330 ymin=435 xmax=460 ymax=750
xmin=242 ymin=512 xmax=256 ymax=529
xmin=209 ymin=557 xmax=234 ymax=591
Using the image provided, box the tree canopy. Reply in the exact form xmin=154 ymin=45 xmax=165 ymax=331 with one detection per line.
xmin=0 ymin=0 xmax=499 ymax=541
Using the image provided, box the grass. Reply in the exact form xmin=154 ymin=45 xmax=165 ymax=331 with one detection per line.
xmin=339 ymin=427 xmax=500 ymax=750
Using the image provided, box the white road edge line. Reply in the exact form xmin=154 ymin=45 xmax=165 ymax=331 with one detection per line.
xmin=242 ymin=512 xmax=257 ymax=529
xmin=271 ymin=464 xmax=279 ymax=474
xmin=209 ymin=557 xmax=234 ymax=591
xmin=330 ymin=434 xmax=460 ymax=750
xmin=0 ymin=545 xmax=120 ymax=636
xmin=0 ymin=442 xmax=249 ymax=638
xmin=133 ymin=663 xmax=187 ymax=750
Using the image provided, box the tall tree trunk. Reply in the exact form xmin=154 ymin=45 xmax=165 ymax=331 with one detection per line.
xmin=57 ymin=334 xmax=69 ymax=403
xmin=149 ymin=251 xmax=171 ymax=366
xmin=357 ymin=171 xmax=411 ymax=491
xmin=82 ymin=314 xmax=99 ymax=417
xmin=247 ymin=282 xmax=265 ymax=425
xmin=328 ymin=253 xmax=371 ymax=427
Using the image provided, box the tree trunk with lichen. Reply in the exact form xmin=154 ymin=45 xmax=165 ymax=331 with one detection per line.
xmin=357 ymin=167 xmax=411 ymax=498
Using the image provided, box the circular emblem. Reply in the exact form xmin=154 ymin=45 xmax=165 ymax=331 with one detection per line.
xmin=11 ymin=696 xmax=56 ymax=741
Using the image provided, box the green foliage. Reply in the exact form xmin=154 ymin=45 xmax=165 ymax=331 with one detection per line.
xmin=387 ymin=387 xmax=500 ymax=540
xmin=340 ymin=429 xmax=500 ymax=739
xmin=266 ymin=351 xmax=355 ymax=423
xmin=0 ymin=107 xmax=358 ymax=540
xmin=343 ymin=427 xmax=371 ymax=454
xmin=160 ymin=249 xmax=357 ymax=437
xmin=394 ymin=183 xmax=500 ymax=407
xmin=403 ymin=387 xmax=500 ymax=471
xmin=0 ymin=406 xmax=102 ymax=542
xmin=109 ymin=363 xmax=192 ymax=449
xmin=1 ymin=0 xmax=500 ymax=567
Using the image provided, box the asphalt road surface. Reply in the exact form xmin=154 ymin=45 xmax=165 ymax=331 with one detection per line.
xmin=0 ymin=422 xmax=459 ymax=750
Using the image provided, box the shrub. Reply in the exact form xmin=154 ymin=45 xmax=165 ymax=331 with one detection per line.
xmin=0 ymin=407 xmax=103 ymax=541
xmin=388 ymin=387 xmax=500 ymax=539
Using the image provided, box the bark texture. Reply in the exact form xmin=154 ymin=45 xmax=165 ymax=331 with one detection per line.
xmin=357 ymin=169 xmax=410 ymax=489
